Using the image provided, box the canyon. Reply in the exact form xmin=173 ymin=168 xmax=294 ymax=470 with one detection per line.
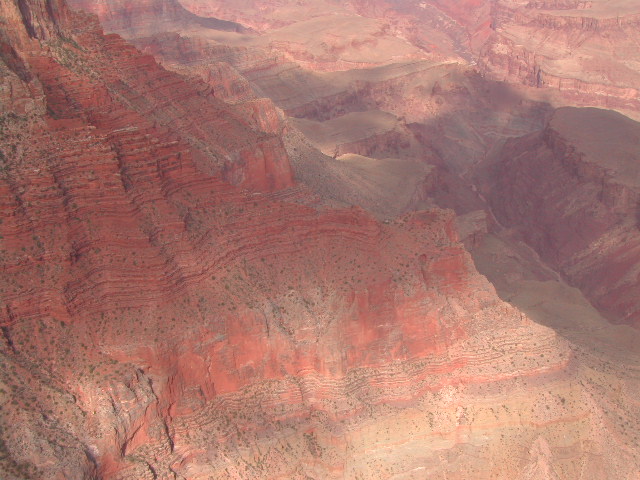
xmin=0 ymin=0 xmax=639 ymax=479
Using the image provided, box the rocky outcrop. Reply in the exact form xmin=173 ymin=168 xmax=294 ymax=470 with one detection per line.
xmin=133 ymin=32 xmax=271 ymax=105
xmin=526 ymin=0 xmax=592 ymax=8
xmin=477 ymin=31 xmax=640 ymax=111
xmin=120 ymin=0 xmax=640 ymax=116
xmin=487 ymin=107 xmax=640 ymax=327
xmin=67 ymin=0 xmax=246 ymax=37
xmin=2 ymin=0 xmax=640 ymax=479
xmin=0 ymin=1 xmax=614 ymax=479
xmin=475 ymin=1 xmax=640 ymax=113
xmin=0 ymin=0 xmax=71 ymax=45
xmin=168 ymin=0 xmax=294 ymax=31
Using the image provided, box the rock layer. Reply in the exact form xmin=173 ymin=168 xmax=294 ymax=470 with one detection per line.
xmin=1 ymin=1 xmax=640 ymax=479
xmin=67 ymin=0 xmax=246 ymax=37
xmin=470 ymin=1 xmax=640 ymax=113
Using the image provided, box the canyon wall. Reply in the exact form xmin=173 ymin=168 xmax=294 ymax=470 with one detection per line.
xmin=67 ymin=0 xmax=246 ymax=37
xmin=475 ymin=1 xmax=640 ymax=113
xmin=487 ymin=107 xmax=640 ymax=327
xmin=1 ymin=0 xmax=639 ymax=479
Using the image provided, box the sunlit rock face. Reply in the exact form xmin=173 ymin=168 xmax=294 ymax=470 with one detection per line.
xmin=1 ymin=0 xmax=640 ymax=479
xmin=475 ymin=1 xmax=640 ymax=113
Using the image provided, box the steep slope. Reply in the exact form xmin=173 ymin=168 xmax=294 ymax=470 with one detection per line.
xmin=72 ymin=0 xmax=436 ymax=71
xmin=1 ymin=1 xmax=640 ymax=480
xmin=100 ymin=0 xmax=640 ymax=117
xmin=475 ymin=0 xmax=640 ymax=114
xmin=67 ymin=0 xmax=246 ymax=37
xmin=129 ymin=28 xmax=552 ymax=217
xmin=486 ymin=107 xmax=640 ymax=327
xmin=67 ymin=0 xmax=640 ymax=327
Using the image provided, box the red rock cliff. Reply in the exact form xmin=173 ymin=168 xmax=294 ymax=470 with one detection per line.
xmin=0 ymin=1 xmax=633 ymax=479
